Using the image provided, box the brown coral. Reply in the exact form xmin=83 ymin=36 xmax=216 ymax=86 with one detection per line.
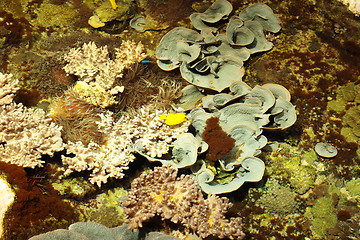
xmin=123 ymin=165 xmax=245 ymax=239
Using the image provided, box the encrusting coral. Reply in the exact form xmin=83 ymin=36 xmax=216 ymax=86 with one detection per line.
xmin=62 ymin=104 xmax=189 ymax=186
xmin=63 ymin=40 xmax=146 ymax=108
xmin=0 ymin=72 xmax=64 ymax=168
xmin=123 ymin=165 xmax=245 ymax=240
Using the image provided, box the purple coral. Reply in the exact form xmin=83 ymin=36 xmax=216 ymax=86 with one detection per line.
xmin=123 ymin=165 xmax=245 ymax=239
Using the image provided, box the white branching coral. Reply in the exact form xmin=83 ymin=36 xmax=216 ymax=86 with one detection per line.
xmin=62 ymin=104 xmax=190 ymax=186
xmin=0 ymin=73 xmax=64 ymax=168
xmin=0 ymin=103 xmax=64 ymax=168
xmin=0 ymin=72 xmax=19 ymax=106
xmin=63 ymin=40 xmax=146 ymax=108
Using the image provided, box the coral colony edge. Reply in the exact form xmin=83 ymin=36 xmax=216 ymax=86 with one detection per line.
xmin=0 ymin=0 xmax=360 ymax=239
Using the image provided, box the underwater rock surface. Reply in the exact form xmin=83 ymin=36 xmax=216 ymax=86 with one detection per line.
xmin=0 ymin=0 xmax=360 ymax=239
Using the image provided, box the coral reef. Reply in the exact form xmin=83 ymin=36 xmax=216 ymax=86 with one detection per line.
xmin=0 ymin=72 xmax=19 ymax=105
xmin=1 ymin=0 xmax=360 ymax=239
xmin=0 ymin=73 xmax=64 ymax=168
xmin=62 ymin=104 xmax=189 ymax=186
xmin=63 ymin=40 xmax=146 ymax=107
xmin=123 ymin=165 xmax=245 ymax=240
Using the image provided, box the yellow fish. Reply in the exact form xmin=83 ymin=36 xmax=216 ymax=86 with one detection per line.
xmin=109 ymin=0 xmax=118 ymax=10
xmin=160 ymin=113 xmax=187 ymax=126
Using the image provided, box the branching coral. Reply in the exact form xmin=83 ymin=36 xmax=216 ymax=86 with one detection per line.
xmin=123 ymin=165 xmax=245 ymax=240
xmin=62 ymin=104 xmax=189 ymax=186
xmin=0 ymin=72 xmax=19 ymax=106
xmin=63 ymin=40 xmax=146 ymax=108
xmin=0 ymin=73 xmax=64 ymax=168
xmin=0 ymin=102 xmax=64 ymax=168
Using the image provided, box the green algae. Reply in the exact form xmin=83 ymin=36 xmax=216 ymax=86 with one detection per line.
xmin=268 ymin=146 xmax=317 ymax=194
xmin=305 ymin=195 xmax=336 ymax=237
xmin=344 ymin=178 xmax=360 ymax=204
xmin=52 ymin=177 xmax=96 ymax=199
xmin=34 ymin=2 xmax=80 ymax=27
xmin=77 ymin=187 xmax=128 ymax=227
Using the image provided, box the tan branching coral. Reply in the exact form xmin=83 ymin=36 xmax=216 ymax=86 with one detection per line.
xmin=0 ymin=72 xmax=19 ymax=106
xmin=0 ymin=102 xmax=64 ymax=168
xmin=0 ymin=73 xmax=64 ymax=168
xmin=62 ymin=104 xmax=189 ymax=186
xmin=123 ymin=165 xmax=245 ymax=240
xmin=63 ymin=40 xmax=146 ymax=108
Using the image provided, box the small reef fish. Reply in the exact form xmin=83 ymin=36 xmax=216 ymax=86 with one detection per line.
xmin=160 ymin=113 xmax=187 ymax=126
xmin=109 ymin=0 xmax=117 ymax=10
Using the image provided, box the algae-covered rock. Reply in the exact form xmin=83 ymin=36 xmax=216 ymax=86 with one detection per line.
xmin=77 ymin=188 xmax=128 ymax=227
xmin=343 ymin=178 xmax=360 ymax=203
xmin=94 ymin=0 xmax=134 ymax=23
xmin=341 ymin=105 xmax=360 ymax=144
xmin=267 ymin=146 xmax=317 ymax=194
xmin=304 ymin=188 xmax=338 ymax=238
xmin=34 ymin=2 xmax=79 ymax=27
xmin=256 ymin=178 xmax=300 ymax=215
xmin=52 ymin=177 xmax=96 ymax=199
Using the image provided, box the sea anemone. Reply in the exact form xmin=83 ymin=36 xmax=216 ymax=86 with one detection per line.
xmin=48 ymin=89 xmax=105 ymax=145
